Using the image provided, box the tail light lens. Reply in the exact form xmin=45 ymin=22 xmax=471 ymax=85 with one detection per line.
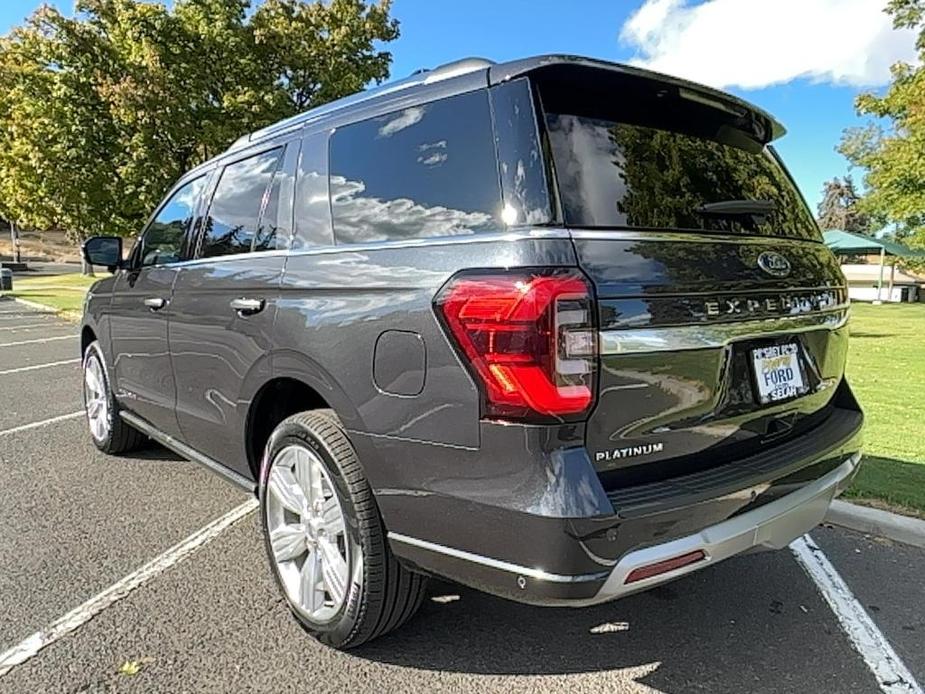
xmin=434 ymin=269 xmax=596 ymax=421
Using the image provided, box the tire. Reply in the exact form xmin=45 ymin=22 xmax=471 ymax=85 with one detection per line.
xmin=259 ymin=409 xmax=427 ymax=649
xmin=82 ymin=340 xmax=145 ymax=454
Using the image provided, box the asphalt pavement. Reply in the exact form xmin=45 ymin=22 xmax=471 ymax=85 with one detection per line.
xmin=0 ymin=296 xmax=923 ymax=694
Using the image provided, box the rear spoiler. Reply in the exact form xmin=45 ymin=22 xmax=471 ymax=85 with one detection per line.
xmin=489 ymin=55 xmax=786 ymax=144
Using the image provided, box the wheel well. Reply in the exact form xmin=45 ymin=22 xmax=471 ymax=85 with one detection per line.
xmin=246 ymin=378 xmax=329 ymax=479
xmin=80 ymin=326 xmax=96 ymax=356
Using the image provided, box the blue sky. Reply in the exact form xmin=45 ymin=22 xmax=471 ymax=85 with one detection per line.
xmin=1 ymin=0 xmax=917 ymax=211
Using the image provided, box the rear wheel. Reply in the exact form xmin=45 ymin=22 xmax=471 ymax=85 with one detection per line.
xmin=82 ymin=341 xmax=145 ymax=454
xmin=259 ymin=409 xmax=426 ymax=649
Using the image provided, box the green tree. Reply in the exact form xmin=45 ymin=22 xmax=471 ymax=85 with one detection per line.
xmin=838 ymin=0 xmax=925 ymax=250
xmin=0 ymin=0 xmax=398 ymax=259
xmin=816 ymin=175 xmax=871 ymax=233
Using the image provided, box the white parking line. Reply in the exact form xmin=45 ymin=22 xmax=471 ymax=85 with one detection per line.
xmin=0 ymin=499 xmax=258 ymax=678
xmin=792 ymin=534 xmax=923 ymax=694
xmin=0 ymin=412 xmax=84 ymax=437
xmin=0 ymin=323 xmax=65 ymax=332
xmin=0 ymin=335 xmax=74 ymax=348
xmin=0 ymin=359 xmax=81 ymax=376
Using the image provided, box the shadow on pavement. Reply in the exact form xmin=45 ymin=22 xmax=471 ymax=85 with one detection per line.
xmin=352 ymin=550 xmax=874 ymax=692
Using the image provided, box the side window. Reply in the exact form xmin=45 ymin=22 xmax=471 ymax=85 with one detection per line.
xmin=329 ymin=89 xmax=501 ymax=244
xmin=140 ymin=176 xmax=206 ymax=267
xmin=200 ymin=147 xmax=283 ymax=258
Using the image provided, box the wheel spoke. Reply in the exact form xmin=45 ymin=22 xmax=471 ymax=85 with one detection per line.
xmin=294 ymin=449 xmax=324 ymax=507
xmin=267 ymin=466 xmax=305 ymax=514
xmin=321 ymin=497 xmax=345 ymax=537
xmin=318 ymin=537 xmax=348 ymax=605
xmin=300 ymin=549 xmax=323 ymax=612
xmin=85 ymin=363 xmax=102 ymax=395
xmin=269 ymin=523 xmax=306 ymax=562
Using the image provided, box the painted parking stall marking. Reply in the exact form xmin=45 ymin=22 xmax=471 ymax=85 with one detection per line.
xmin=0 ymin=412 xmax=84 ymax=438
xmin=0 ymin=499 xmax=258 ymax=679
xmin=0 ymin=335 xmax=75 ymax=348
xmin=0 ymin=359 xmax=81 ymax=377
xmin=792 ymin=534 xmax=923 ymax=694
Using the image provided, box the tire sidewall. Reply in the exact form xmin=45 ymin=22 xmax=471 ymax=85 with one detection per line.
xmin=82 ymin=341 xmax=115 ymax=450
xmin=258 ymin=417 xmax=367 ymax=647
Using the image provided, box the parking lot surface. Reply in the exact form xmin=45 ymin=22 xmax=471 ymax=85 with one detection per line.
xmin=1 ymin=297 xmax=923 ymax=693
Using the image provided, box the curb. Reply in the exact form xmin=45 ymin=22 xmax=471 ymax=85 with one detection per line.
xmin=9 ymin=296 xmax=58 ymax=313
xmin=9 ymin=296 xmax=81 ymax=322
xmin=825 ymin=499 xmax=925 ymax=549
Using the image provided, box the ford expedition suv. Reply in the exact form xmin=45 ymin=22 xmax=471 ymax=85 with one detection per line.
xmin=80 ymin=55 xmax=863 ymax=649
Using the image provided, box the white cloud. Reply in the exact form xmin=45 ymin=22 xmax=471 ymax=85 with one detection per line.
xmin=619 ymin=0 xmax=918 ymax=90
xmin=378 ymin=107 xmax=425 ymax=137
xmin=328 ymin=175 xmax=492 ymax=243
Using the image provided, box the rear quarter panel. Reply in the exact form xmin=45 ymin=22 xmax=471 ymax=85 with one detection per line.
xmin=272 ymin=235 xmax=576 ymax=451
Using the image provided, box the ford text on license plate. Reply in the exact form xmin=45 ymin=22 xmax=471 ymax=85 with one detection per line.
xmin=752 ymin=343 xmax=806 ymax=404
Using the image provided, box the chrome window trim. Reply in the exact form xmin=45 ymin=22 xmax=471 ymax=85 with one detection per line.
xmin=147 ymin=228 xmax=572 ymax=269
xmin=132 ymin=226 xmax=834 ymax=270
xmin=599 ymin=306 xmax=850 ymax=355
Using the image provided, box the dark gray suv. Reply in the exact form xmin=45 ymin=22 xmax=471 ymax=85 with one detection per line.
xmin=80 ymin=55 xmax=863 ymax=649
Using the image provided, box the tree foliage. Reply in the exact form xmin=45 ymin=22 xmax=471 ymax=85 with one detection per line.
xmin=816 ymin=175 xmax=871 ymax=233
xmin=0 ymin=0 xmax=398 ymax=240
xmin=838 ymin=0 xmax=925 ymax=250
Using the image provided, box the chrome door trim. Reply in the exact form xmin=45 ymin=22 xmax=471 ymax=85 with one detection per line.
xmin=599 ymin=308 xmax=850 ymax=355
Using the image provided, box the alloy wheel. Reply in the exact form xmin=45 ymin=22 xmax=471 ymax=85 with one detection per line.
xmin=83 ymin=354 xmax=109 ymax=442
xmin=265 ymin=444 xmax=352 ymax=622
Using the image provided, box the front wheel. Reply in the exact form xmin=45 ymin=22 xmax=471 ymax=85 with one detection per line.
xmin=259 ymin=410 xmax=426 ymax=649
xmin=82 ymin=340 xmax=144 ymax=454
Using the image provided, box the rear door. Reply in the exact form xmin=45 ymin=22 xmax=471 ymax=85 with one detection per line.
xmin=168 ymin=141 xmax=296 ymax=476
xmin=109 ymin=175 xmax=209 ymax=436
xmin=533 ymin=68 xmax=849 ymax=487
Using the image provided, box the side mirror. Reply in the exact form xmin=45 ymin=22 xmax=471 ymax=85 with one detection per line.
xmin=82 ymin=236 xmax=123 ymax=271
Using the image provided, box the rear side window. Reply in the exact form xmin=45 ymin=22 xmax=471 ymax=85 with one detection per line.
xmin=201 ymin=147 xmax=283 ymax=258
xmin=540 ymin=78 xmax=819 ymax=240
xmin=329 ymin=90 xmax=501 ymax=244
xmin=140 ymin=176 xmax=207 ymax=267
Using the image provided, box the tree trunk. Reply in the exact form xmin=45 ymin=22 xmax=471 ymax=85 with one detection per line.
xmin=77 ymin=231 xmax=95 ymax=277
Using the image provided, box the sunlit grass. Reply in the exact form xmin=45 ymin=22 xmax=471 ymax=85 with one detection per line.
xmin=2 ymin=271 xmax=99 ymax=314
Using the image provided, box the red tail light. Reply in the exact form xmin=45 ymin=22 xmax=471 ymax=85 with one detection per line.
xmin=434 ymin=269 xmax=596 ymax=421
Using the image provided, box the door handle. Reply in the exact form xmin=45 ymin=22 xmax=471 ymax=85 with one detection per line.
xmin=143 ymin=297 xmax=166 ymax=311
xmin=230 ymin=297 xmax=265 ymax=316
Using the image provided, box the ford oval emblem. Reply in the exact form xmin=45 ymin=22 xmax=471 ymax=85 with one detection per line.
xmin=757 ymin=251 xmax=791 ymax=278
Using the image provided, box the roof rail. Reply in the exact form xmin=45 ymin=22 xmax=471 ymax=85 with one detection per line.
xmin=229 ymin=57 xmax=495 ymax=151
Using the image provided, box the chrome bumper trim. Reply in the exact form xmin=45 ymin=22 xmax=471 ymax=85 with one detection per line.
xmin=387 ymin=531 xmax=611 ymax=584
xmin=599 ymin=307 xmax=849 ymax=355
xmin=584 ymin=452 xmax=862 ymax=605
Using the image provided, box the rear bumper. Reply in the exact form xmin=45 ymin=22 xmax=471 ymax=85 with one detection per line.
xmin=386 ymin=446 xmax=861 ymax=606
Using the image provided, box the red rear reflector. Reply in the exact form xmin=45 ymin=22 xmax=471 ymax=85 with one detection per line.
xmin=434 ymin=269 xmax=596 ymax=421
xmin=624 ymin=550 xmax=706 ymax=584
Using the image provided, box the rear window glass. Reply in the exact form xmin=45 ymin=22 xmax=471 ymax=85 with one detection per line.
xmin=544 ymin=113 xmax=819 ymax=240
xmin=329 ymin=90 xmax=501 ymax=244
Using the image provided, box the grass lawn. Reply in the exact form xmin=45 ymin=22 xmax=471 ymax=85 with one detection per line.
xmin=2 ymin=271 xmax=98 ymax=317
xmin=3 ymin=273 xmax=924 ymax=515
xmin=842 ymin=302 xmax=925 ymax=517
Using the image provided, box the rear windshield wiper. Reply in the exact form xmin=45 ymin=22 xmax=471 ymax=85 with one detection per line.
xmin=694 ymin=199 xmax=777 ymax=218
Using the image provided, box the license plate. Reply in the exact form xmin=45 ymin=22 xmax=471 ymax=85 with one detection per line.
xmin=752 ymin=343 xmax=806 ymax=404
